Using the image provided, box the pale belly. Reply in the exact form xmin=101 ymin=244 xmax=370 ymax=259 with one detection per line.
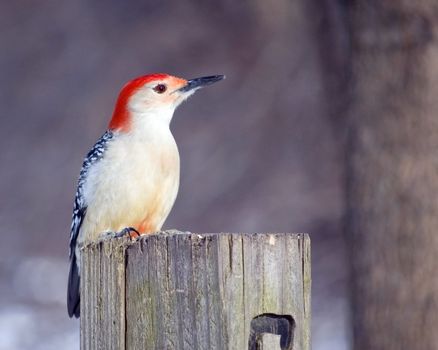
xmin=79 ymin=136 xmax=180 ymax=242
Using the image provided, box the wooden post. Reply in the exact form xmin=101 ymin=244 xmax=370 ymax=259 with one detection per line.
xmin=81 ymin=232 xmax=311 ymax=350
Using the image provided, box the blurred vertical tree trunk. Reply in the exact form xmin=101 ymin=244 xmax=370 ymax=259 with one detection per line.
xmin=344 ymin=1 xmax=438 ymax=349
xmin=311 ymin=0 xmax=438 ymax=348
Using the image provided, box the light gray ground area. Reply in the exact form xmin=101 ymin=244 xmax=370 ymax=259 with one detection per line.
xmin=0 ymin=1 xmax=349 ymax=349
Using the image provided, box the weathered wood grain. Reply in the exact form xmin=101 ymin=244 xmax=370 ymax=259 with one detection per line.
xmin=80 ymin=237 xmax=127 ymax=350
xmin=81 ymin=232 xmax=310 ymax=350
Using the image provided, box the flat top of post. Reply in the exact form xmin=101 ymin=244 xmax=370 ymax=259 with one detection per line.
xmin=83 ymin=231 xmax=310 ymax=249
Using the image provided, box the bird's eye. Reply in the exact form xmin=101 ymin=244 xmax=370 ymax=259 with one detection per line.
xmin=153 ymin=84 xmax=167 ymax=94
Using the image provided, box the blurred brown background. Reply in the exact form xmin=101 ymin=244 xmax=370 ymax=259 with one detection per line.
xmin=2 ymin=1 xmax=437 ymax=349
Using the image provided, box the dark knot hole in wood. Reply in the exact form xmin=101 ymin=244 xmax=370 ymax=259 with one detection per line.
xmin=248 ymin=313 xmax=295 ymax=350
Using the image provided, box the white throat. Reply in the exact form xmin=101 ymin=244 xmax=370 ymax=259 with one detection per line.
xmin=129 ymin=105 xmax=175 ymax=140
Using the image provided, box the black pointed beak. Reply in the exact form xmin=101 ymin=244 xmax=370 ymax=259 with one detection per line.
xmin=179 ymin=75 xmax=225 ymax=92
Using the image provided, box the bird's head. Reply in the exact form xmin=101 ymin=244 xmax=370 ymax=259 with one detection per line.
xmin=109 ymin=73 xmax=225 ymax=132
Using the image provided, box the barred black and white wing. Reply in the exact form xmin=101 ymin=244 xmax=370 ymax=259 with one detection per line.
xmin=67 ymin=130 xmax=114 ymax=318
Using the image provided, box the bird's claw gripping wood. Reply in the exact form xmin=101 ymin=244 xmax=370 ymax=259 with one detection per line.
xmin=114 ymin=227 xmax=141 ymax=240
xmin=101 ymin=227 xmax=141 ymax=240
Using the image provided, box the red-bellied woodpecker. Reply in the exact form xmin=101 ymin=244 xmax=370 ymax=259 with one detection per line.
xmin=67 ymin=73 xmax=224 ymax=318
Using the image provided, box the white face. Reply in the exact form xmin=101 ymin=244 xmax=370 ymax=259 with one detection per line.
xmin=127 ymin=77 xmax=194 ymax=121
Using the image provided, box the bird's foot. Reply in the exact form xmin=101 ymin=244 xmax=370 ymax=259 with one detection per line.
xmin=114 ymin=227 xmax=141 ymax=240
